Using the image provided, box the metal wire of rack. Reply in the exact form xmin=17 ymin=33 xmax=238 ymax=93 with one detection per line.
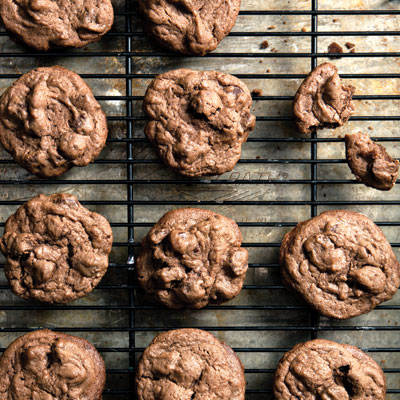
xmin=0 ymin=1 xmax=400 ymax=399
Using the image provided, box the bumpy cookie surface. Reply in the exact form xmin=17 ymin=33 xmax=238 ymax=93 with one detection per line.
xmin=138 ymin=0 xmax=240 ymax=55
xmin=0 ymin=329 xmax=105 ymax=400
xmin=293 ymin=63 xmax=355 ymax=133
xmin=137 ymin=208 xmax=248 ymax=309
xmin=0 ymin=66 xmax=108 ymax=178
xmin=274 ymin=339 xmax=386 ymax=400
xmin=0 ymin=0 xmax=114 ymax=51
xmin=0 ymin=193 xmax=113 ymax=304
xmin=346 ymin=132 xmax=399 ymax=191
xmin=143 ymin=69 xmax=256 ymax=177
xmin=280 ymin=210 xmax=400 ymax=319
xmin=136 ymin=328 xmax=245 ymax=400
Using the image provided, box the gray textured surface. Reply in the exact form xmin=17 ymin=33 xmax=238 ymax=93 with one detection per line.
xmin=0 ymin=0 xmax=399 ymax=398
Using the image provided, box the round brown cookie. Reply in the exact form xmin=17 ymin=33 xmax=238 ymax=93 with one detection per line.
xmin=138 ymin=0 xmax=241 ymax=55
xmin=293 ymin=62 xmax=355 ymax=134
xmin=0 ymin=329 xmax=105 ymax=400
xmin=136 ymin=208 xmax=248 ymax=309
xmin=280 ymin=210 xmax=400 ymax=319
xmin=136 ymin=328 xmax=245 ymax=400
xmin=0 ymin=66 xmax=108 ymax=178
xmin=0 ymin=193 xmax=113 ymax=304
xmin=345 ymin=132 xmax=399 ymax=191
xmin=143 ymin=69 xmax=256 ymax=177
xmin=0 ymin=0 xmax=114 ymax=51
xmin=274 ymin=339 xmax=386 ymax=400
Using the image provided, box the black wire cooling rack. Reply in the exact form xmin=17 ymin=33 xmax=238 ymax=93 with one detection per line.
xmin=0 ymin=1 xmax=400 ymax=399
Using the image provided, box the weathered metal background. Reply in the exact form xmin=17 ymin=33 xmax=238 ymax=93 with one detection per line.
xmin=0 ymin=0 xmax=399 ymax=398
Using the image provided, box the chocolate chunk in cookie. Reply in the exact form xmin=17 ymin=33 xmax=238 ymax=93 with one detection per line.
xmin=0 ymin=193 xmax=113 ymax=304
xmin=293 ymin=63 xmax=355 ymax=133
xmin=280 ymin=210 xmax=400 ymax=319
xmin=274 ymin=339 xmax=386 ymax=400
xmin=0 ymin=329 xmax=105 ymax=400
xmin=0 ymin=0 xmax=114 ymax=51
xmin=138 ymin=0 xmax=240 ymax=55
xmin=137 ymin=208 xmax=248 ymax=309
xmin=0 ymin=66 xmax=108 ymax=178
xmin=346 ymin=132 xmax=399 ymax=191
xmin=143 ymin=69 xmax=256 ymax=177
xmin=136 ymin=328 xmax=245 ymax=400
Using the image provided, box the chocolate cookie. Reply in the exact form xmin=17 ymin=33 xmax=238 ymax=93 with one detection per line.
xmin=274 ymin=339 xmax=386 ymax=400
xmin=280 ymin=210 xmax=400 ymax=319
xmin=138 ymin=0 xmax=240 ymax=55
xmin=143 ymin=69 xmax=256 ymax=177
xmin=0 ymin=0 xmax=114 ymax=51
xmin=293 ymin=63 xmax=355 ymax=133
xmin=136 ymin=328 xmax=245 ymax=400
xmin=0 ymin=66 xmax=108 ymax=178
xmin=0 ymin=329 xmax=106 ymax=400
xmin=0 ymin=193 xmax=113 ymax=304
xmin=345 ymin=132 xmax=399 ymax=191
xmin=136 ymin=208 xmax=248 ymax=309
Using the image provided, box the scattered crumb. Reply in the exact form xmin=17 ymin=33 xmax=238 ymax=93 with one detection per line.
xmin=256 ymin=156 xmax=261 ymax=159
xmin=338 ymin=134 xmax=343 ymax=139
xmin=368 ymin=126 xmax=374 ymax=131
xmin=328 ymin=42 xmax=343 ymax=58
xmin=277 ymin=110 xmax=281 ymax=115
xmin=332 ymin=18 xmax=338 ymax=23
xmin=284 ymin=39 xmax=288 ymax=43
xmin=268 ymin=25 xmax=276 ymax=30
xmin=266 ymin=69 xmax=271 ymax=73
xmin=259 ymin=60 xmax=263 ymax=64
xmin=301 ymin=27 xmax=307 ymax=32
xmin=283 ymin=21 xmax=286 ymax=25
xmin=271 ymin=48 xmax=278 ymax=53
xmin=251 ymin=88 xmax=263 ymax=97
xmin=345 ymin=42 xmax=355 ymax=49
xmin=260 ymin=40 xmax=269 ymax=49
xmin=350 ymin=48 xmax=356 ymax=53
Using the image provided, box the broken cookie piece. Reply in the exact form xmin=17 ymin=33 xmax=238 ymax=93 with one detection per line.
xmin=293 ymin=62 xmax=355 ymax=133
xmin=345 ymin=132 xmax=399 ymax=190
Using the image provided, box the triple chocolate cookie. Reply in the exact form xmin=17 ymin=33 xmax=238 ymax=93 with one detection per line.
xmin=0 ymin=0 xmax=114 ymax=51
xmin=293 ymin=63 xmax=355 ymax=133
xmin=136 ymin=208 xmax=248 ymax=309
xmin=136 ymin=328 xmax=245 ymax=400
xmin=345 ymin=132 xmax=399 ymax=190
xmin=143 ymin=69 xmax=256 ymax=177
xmin=0 ymin=193 xmax=113 ymax=304
xmin=280 ymin=210 xmax=400 ymax=319
xmin=138 ymin=0 xmax=241 ymax=55
xmin=0 ymin=66 xmax=108 ymax=178
xmin=274 ymin=339 xmax=386 ymax=400
xmin=0 ymin=329 xmax=106 ymax=399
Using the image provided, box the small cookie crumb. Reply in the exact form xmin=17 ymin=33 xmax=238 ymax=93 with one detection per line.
xmin=252 ymin=88 xmax=263 ymax=97
xmin=345 ymin=42 xmax=355 ymax=49
xmin=368 ymin=126 xmax=374 ymax=131
xmin=266 ymin=69 xmax=271 ymax=73
xmin=268 ymin=25 xmax=276 ymax=30
xmin=301 ymin=27 xmax=307 ymax=32
xmin=271 ymin=47 xmax=278 ymax=53
xmin=350 ymin=48 xmax=356 ymax=53
xmin=260 ymin=40 xmax=269 ymax=49
xmin=328 ymin=42 xmax=343 ymax=58
xmin=332 ymin=18 xmax=338 ymax=23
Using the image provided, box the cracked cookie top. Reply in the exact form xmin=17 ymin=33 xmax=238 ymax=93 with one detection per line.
xmin=280 ymin=210 xmax=400 ymax=319
xmin=0 ymin=329 xmax=105 ymax=400
xmin=274 ymin=339 xmax=386 ymax=400
xmin=143 ymin=69 xmax=256 ymax=177
xmin=138 ymin=0 xmax=241 ymax=55
xmin=0 ymin=0 xmax=114 ymax=51
xmin=136 ymin=328 xmax=245 ymax=400
xmin=293 ymin=63 xmax=355 ymax=134
xmin=0 ymin=193 xmax=113 ymax=304
xmin=0 ymin=66 xmax=108 ymax=178
xmin=136 ymin=208 xmax=248 ymax=309
xmin=346 ymin=132 xmax=399 ymax=191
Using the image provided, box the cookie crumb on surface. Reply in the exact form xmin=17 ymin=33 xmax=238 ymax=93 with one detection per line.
xmin=327 ymin=42 xmax=343 ymax=58
xmin=252 ymin=88 xmax=263 ymax=96
xmin=260 ymin=40 xmax=269 ymax=49
xmin=369 ymin=126 xmax=374 ymax=131
xmin=268 ymin=25 xmax=276 ymax=29
xmin=332 ymin=18 xmax=338 ymax=22
xmin=345 ymin=42 xmax=355 ymax=49
xmin=266 ymin=69 xmax=271 ymax=73
xmin=301 ymin=27 xmax=307 ymax=32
